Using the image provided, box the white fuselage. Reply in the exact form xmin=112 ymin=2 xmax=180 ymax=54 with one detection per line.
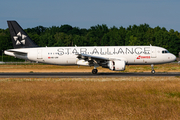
xmin=4 ymin=46 xmax=176 ymax=65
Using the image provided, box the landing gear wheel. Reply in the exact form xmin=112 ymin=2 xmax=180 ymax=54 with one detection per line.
xmin=92 ymin=69 xmax=98 ymax=74
xmin=151 ymin=70 xmax=155 ymax=74
xmin=151 ymin=64 xmax=155 ymax=74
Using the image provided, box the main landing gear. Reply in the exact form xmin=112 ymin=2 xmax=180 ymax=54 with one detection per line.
xmin=151 ymin=64 xmax=155 ymax=74
xmin=92 ymin=65 xmax=99 ymax=74
xmin=92 ymin=69 xmax=98 ymax=74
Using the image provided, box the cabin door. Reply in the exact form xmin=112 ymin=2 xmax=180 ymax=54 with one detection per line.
xmin=151 ymin=48 xmax=156 ymax=58
xmin=37 ymin=49 xmax=42 ymax=59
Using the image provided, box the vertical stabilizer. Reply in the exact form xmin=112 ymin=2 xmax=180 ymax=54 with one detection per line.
xmin=7 ymin=21 xmax=38 ymax=48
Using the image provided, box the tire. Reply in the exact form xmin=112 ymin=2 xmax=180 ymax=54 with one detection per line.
xmin=92 ymin=69 xmax=98 ymax=74
xmin=151 ymin=70 xmax=155 ymax=74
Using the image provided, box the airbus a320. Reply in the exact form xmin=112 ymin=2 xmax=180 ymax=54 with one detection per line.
xmin=4 ymin=21 xmax=176 ymax=74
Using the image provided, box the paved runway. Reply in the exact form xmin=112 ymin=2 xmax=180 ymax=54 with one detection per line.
xmin=0 ymin=72 xmax=180 ymax=78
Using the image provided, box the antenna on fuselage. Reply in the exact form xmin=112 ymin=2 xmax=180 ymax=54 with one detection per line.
xmin=150 ymin=44 xmax=152 ymax=46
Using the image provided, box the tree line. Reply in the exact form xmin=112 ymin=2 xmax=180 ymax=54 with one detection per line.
xmin=0 ymin=23 xmax=180 ymax=61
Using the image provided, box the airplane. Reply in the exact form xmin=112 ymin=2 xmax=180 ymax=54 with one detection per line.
xmin=4 ymin=21 xmax=176 ymax=74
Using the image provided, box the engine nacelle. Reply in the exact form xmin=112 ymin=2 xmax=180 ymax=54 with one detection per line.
xmin=108 ymin=61 xmax=126 ymax=71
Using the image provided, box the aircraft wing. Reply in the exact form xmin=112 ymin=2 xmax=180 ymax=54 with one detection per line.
xmin=77 ymin=53 xmax=125 ymax=61
xmin=77 ymin=53 xmax=127 ymax=67
xmin=76 ymin=53 xmax=110 ymax=67
xmin=77 ymin=53 xmax=109 ymax=61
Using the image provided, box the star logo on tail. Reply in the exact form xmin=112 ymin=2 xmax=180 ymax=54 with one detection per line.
xmin=13 ymin=32 xmax=26 ymax=45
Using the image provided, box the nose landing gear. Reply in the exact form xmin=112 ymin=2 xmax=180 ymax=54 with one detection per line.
xmin=151 ymin=64 xmax=155 ymax=74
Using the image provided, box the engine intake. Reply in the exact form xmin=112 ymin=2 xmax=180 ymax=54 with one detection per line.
xmin=108 ymin=61 xmax=126 ymax=71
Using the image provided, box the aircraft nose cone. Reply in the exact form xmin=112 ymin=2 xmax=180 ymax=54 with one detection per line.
xmin=172 ymin=54 xmax=176 ymax=61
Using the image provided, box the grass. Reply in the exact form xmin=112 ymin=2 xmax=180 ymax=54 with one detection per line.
xmin=1 ymin=77 xmax=180 ymax=119
xmin=0 ymin=63 xmax=180 ymax=119
xmin=0 ymin=63 xmax=180 ymax=73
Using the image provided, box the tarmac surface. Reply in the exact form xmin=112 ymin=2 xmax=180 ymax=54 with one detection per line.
xmin=0 ymin=72 xmax=180 ymax=78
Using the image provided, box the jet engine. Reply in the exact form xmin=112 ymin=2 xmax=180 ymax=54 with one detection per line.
xmin=108 ymin=61 xmax=126 ymax=71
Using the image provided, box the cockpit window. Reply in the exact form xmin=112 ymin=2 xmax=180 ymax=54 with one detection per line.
xmin=162 ymin=50 xmax=170 ymax=54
